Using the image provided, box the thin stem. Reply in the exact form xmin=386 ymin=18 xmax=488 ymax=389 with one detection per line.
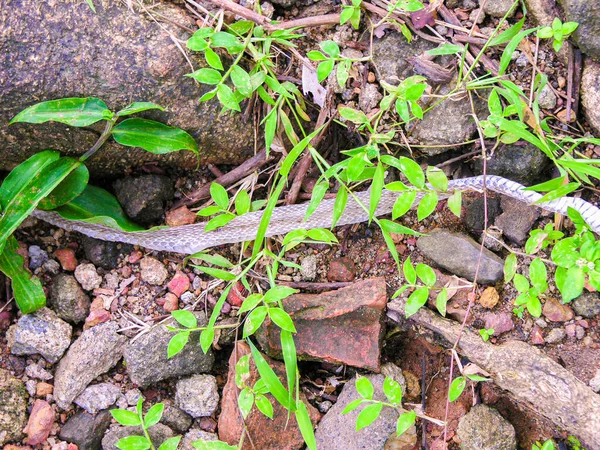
xmin=79 ymin=118 xmax=117 ymax=162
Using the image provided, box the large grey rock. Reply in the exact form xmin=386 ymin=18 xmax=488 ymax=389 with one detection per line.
xmin=473 ymin=142 xmax=552 ymax=185
xmin=572 ymin=292 xmax=600 ymax=318
xmin=417 ymin=230 xmax=504 ymax=284
xmin=74 ymin=383 xmax=123 ymax=414
xmin=7 ymin=307 xmax=72 ymax=363
xmin=101 ymin=423 xmax=174 ymax=450
xmin=315 ymin=374 xmax=416 ymax=450
xmin=124 ymin=312 xmax=214 ymax=387
xmin=494 ymin=195 xmax=541 ymax=245
xmin=0 ymin=0 xmax=255 ymax=176
xmin=113 ymin=175 xmax=174 ymax=225
xmin=54 ymin=321 xmax=127 ymax=409
xmin=0 ymin=369 xmax=28 ymax=446
xmin=581 ymin=60 xmax=600 ymax=135
xmin=181 ymin=429 xmax=218 ymax=450
xmin=175 ymin=374 xmax=219 ymax=418
xmin=524 ymin=0 xmax=562 ymax=28
xmin=159 ymin=402 xmax=193 ymax=434
xmin=50 ymin=273 xmax=91 ymax=323
xmin=558 ymin=0 xmax=600 ymax=59
xmin=457 ymin=404 xmax=517 ymax=450
xmin=483 ymin=0 xmax=516 ymax=17
xmin=59 ymin=409 xmax=112 ymax=450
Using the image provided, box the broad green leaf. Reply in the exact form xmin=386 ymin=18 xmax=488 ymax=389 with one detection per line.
xmin=243 ymin=306 xmax=268 ymax=337
xmin=0 ymin=157 xmax=81 ymax=255
xmin=235 ymin=190 xmax=251 ymax=216
xmin=210 ymin=183 xmax=229 ymax=210
xmin=158 ymin=436 xmax=182 ymax=450
xmin=383 ymin=377 xmax=403 ymax=405
xmin=466 ymin=374 xmax=492 ymax=382
xmin=341 ymin=398 xmax=364 ymax=414
xmin=356 ymin=377 xmax=374 ymax=399
xmin=305 ymin=180 xmax=329 ymax=220
xmin=171 ymin=310 xmax=197 ymax=328
xmin=248 ymin=340 xmax=292 ymax=409
xmin=217 ymin=84 xmax=241 ymax=112
xmin=231 ymin=65 xmax=252 ymax=97
xmin=167 ymin=332 xmax=189 ymax=358
xmin=10 ymin=97 xmax=111 ymax=127
xmin=204 ymin=48 xmax=224 ymax=70
xmin=356 ymin=403 xmax=383 ymax=430
xmin=379 ymin=219 xmax=421 ymax=236
xmin=295 ymin=401 xmax=317 ymax=450
xmin=188 ymin=252 xmax=233 ymax=268
xmin=52 ymin=185 xmax=144 ymax=232
xmin=369 ymin=163 xmax=385 ymax=221
xmin=416 ymin=263 xmax=436 ymax=286
xmin=307 ymin=50 xmax=327 ymax=61
xmin=436 ymin=288 xmax=448 ymax=317
xmin=200 ymin=327 xmax=215 ymax=354
xmin=144 ymin=403 xmax=164 ymax=427
xmin=403 ymin=256 xmax=416 ymax=284
xmin=112 ymin=118 xmax=198 ymax=154
xmin=513 ymin=273 xmax=530 ymax=292
xmin=264 ymin=286 xmax=298 ymax=303
xmin=447 ymin=190 xmax=462 ymax=217
xmin=405 ymin=287 xmax=429 ymax=317
xmin=426 ymin=44 xmax=463 ymax=55
xmin=527 ymin=295 xmax=542 ymax=317
xmin=489 ymin=16 xmax=525 ymax=46
xmin=392 ymin=191 xmax=417 ymax=219
xmin=204 ymin=213 xmax=236 ymax=232
xmin=332 ymin=188 xmax=348 ymax=227
xmin=448 ymin=376 xmax=466 ymax=402
xmin=0 ymin=236 xmax=46 ymax=314
xmin=499 ymin=28 xmax=538 ymax=75
xmin=187 ymin=68 xmax=222 ymax=85
xmin=320 ymin=40 xmax=340 ymax=57
xmin=110 ymin=409 xmax=141 ymax=426
xmin=417 ymin=191 xmax=438 ymax=221
xmin=396 ymin=410 xmax=416 ymax=435
xmin=197 ymin=205 xmax=221 ymax=217
xmin=269 ymin=307 xmax=297 ymax=332
xmin=555 ymin=266 xmax=584 ymax=302
xmin=238 ymin=388 xmax=254 ymax=418
xmin=317 ymin=59 xmax=335 ymax=83
xmin=336 ymin=60 xmax=350 ymax=88
xmin=534 ymin=182 xmax=579 ymax=204
xmin=116 ymin=102 xmax=165 ymax=117
xmin=187 ymin=28 xmax=213 ymax=50
xmin=339 ymin=107 xmax=369 ymax=125
xmin=115 ymin=435 xmax=151 ymax=450
xmin=551 ymin=238 xmax=580 ymax=268
xmin=398 ymin=157 xmax=425 ymax=188
xmin=38 ymin=165 xmax=89 ymax=210
xmin=211 ymin=32 xmax=244 ymax=53
xmin=255 ymin=394 xmax=274 ymax=419
xmin=529 ymin=258 xmax=548 ymax=292
xmin=426 ymin=166 xmax=448 ymax=191
xmin=504 ymin=253 xmax=517 ymax=283
xmin=193 ymin=265 xmax=236 ymax=281
xmin=307 ymin=228 xmax=338 ymax=243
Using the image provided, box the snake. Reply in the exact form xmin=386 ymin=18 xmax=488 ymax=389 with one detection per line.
xmin=31 ymin=175 xmax=600 ymax=255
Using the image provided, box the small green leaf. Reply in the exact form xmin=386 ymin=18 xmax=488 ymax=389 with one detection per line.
xmin=295 ymin=400 xmax=317 ymax=450
xmin=144 ymin=403 xmax=164 ymax=427
xmin=339 ymin=107 xmax=369 ymax=124
xmin=392 ymin=191 xmax=417 ymax=219
xmin=112 ymin=118 xmax=198 ymax=154
xmin=405 ymin=287 xmax=429 ymax=317
xmin=341 ymin=398 xmax=364 ymax=414
xmin=197 ymin=205 xmax=221 ymax=217
xmin=332 ymin=188 xmax=348 ymax=227
xmin=171 ymin=310 xmax=197 ymax=328
xmin=248 ymin=340 xmax=292 ymax=409
xmin=204 ymin=213 xmax=236 ymax=232
xmin=317 ymin=59 xmax=335 ymax=83
xmin=192 ymin=440 xmax=237 ymax=450
xmin=426 ymin=166 xmax=448 ymax=191
xmin=204 ymin=48 xmax=224 ymax=70
xmin=513 ymin=273 xmax=530 ymax=292
xmin=243 ymin=306 xmax=268 ymax=337
xmin=448 ymin=376 xmax=466 ymax=402
xmin=158 ymin=436 xmax=182 ymax=450
xmin=211 ymin=32 xmax=244 ymax=53
xmin=356 ymin=403 xmax=383 ymax=430
xmin=555 ymin=266 xmax=584 ymax=302
xmin=238 ymin=388 xmax=254 ymax=418
xmin=383 ymin=377 xmax=403 ymax=405
xmin=110 ymin=409 xmax=141 ymax=426
xmin=116 ymin=102 xmax=165 ymax=117
xmin=188 ymin=252 xmax=233 ymax=268
xmin=320 ymin=40 xmax=340 ymax=58
xmin=396 ymin=410 xmax=416 ymax=436
xmin=268 ymin=307 xmax=297 ymax=333
xmin=436 ymin=288 xmax=448 ymax=317
xmin=167 ymin=332 xmax=189 ymax=358
xmin=263 ymin=286 xmax=298 ymax=303
xmin=504 ymin=253 xmax=517 ymax=283
xmin=307 ymin=50 xmax=328 ymax=61
xmin=305 ymin=180 xmax=329 ymax=220
xmin=217 ymin=84 xmax=241 ymax=112
xmin=200 ymin=328 xmax=214 ymax=354
xmin=193 ymin=265 xmax=236 ymax=281
xmin=210 ymin=183 xmax=229 ymax=210
xmin=447 ymin=190 xmax=462 ymax=217
xmin=187 ymin=68 xmax=222 ymax=85
xmin=426 ymin=43 xmax=464 ymax=55
xmin=403 ymin=256 xmax=416 ymax=284
xmin=231 ymin=65 xmax=252 ymax=97
xmin=115 ymin=435 xmax=151 ymax=450
xmin=336 ymin=61 xmax=350 ymax=88
xmin=417 ymin=191 xmax=438 ymax=221
xmin=235 ymin=190 xmax=251 ymax=216
xmin=356 ymin=376 xmax=374 ymax=399
xmin=10 ymin=97 xmax=111 ymax=127
xmin=369 ymin=164 xmax=385 ymax=221
xmin=255 ymin=394 xmax=274 ymax=419
xmin=529 ymin=258 xmax=548 ymax=293
xmin=416 ymin=263 xmax=436 ymax=286
xmin=398 ymin=157 xmax=425 ymax=188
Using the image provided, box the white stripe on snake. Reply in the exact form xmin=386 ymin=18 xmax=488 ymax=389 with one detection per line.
xmin=32 ymin=175 xmax=600 ymax=254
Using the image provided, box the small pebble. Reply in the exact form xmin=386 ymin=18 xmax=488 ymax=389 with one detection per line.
xmin=163 ymin=293 xmax=179 ymax=312
xmin=29 ymin=245 xmax=49 ymax=270
xmin=74 ymin=263 xmax=103 ymax=291
xmin=54 ymin=248 xmax=78 ymax=271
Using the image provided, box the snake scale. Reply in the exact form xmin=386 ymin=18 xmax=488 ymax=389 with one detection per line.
xmin=32 ymin=175 xmax=600 ymax=254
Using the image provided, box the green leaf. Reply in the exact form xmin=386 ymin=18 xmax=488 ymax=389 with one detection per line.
xmin=280 ymin=329 xmax=298 ymax=409
xmin=171 ymin=310 xmax=197 ymax=328
xmin=527 ymin=295 xmax=542 ymax=317
xmin=210 ymin=183 xmax=229 ymax=210
xmin=158 ymin=436 xmax=182 ymax=450
xmin=187 ymin=68 xmax=222 ymax=85
xmin=187 ymin=28 xmax=213 ymax=50
xmin=10 ymin=97 xmax=111 ymax=127
xmin=167 ymin=332 xmax=189 ymax=358
xmin=188 ymin=252 xmax=233 ymax=268
xmin=217 ymin=84 xmax=241 ymax=112
xmin=436 ymin=288 xmax=448 ymax=316
xmin=305 ymin=180 xmax=329 ymax=220
xmin=255 ymin=394 xmax=274 ymax=419
xmin=235 ymin=190 xmax=251 ymax=216
xmin=317 ymin=59 xmax=335 ymax=83
xmin=561 ymin=21 xmax=579 ymax=35
xmin=534 ymin=182 xmax=579 ymax=204
xmin=110 ymin=409 xmax=142 ymax=426
xmin=0 ymin=157 xmax=82 ymax=255
xmin=295 ymin=401 xmax=317 ymax=450
xmin=403 ymin=256 xmax=416 ymax=284
xmin=555 ymin=266 xmax=584 ymax=302
xmin=426 ymin=43 xmax=463 ymax=55
xmin=197 ymin=205 xmax=221 ymax=217
xmin=204 ymin=213 xmax=236 ymax=232
xmin=116 ymin=102 xmax=165 ymax=117
xmin=243 ymin=306 xmax=268 ymax=337
xmin=52 ymin=185 xmax=144 ymax=232
xmin=426 ymin=166 xmax=448 ymax=191
xmin=356 ymin=376 xmax=374 ymax=399
xmin=231 ymin=66 xmax=252 ymax=97
xmin=448 ymin=376 xmax=466 ymax=402
xmin=115 ymin=435 xmax=151 ymax=450
xmin=379 ymin=219 xmax=421 ymax=236
xmin=307 ymin=50 xmax=328 ymax=61
xmin=369 ymin=164 xmax=385 ymax=221
xmin=264 ymin=109 xmax=277 ymax=153
xmin=112 ymin=118 xmax=198 ymax=154
xmin=513 ymin=273 xmax=530 ymax=292
xmin=320 ymin=40 xmax=340 ymax=58
xmin=248 ymin=340 xmax=292 ymax=409
xmin=238 ymin=388 xmax=254 ymax=418
xmin=356 ymin=403 xmax=383 ymax=430
xmin=529 ymin=258 xmax=548 ymax=292
xmin=204 ymin=48 xmax=224 ymax=70
xmin=38 ymin=165 xmax=89 ymax=210
xmin=192 ymin=440 xmax=237 ymax=450
xmin=0 ymin=236 xmax=46 ymax=314
xmin=144 ymin=403 xmax=164 ymax=427
xmin=211 ymin=32 xmax=244 ymax=53
xmin=504 ymin=253 xmax=517 ymax=283
xmin=336 ymin=61 xmax=350 ymax=88
xmin=447 ymin=190 xmax=462 ymax=217
xmin=392 ymin=191 xmax=417 ymax=219
xmin=383 ymin=377 xmax=403 ymax=405
xmin=489 ymin=16 xmax=525 ymax=46
xmin=264 ymin=286 xmax=298 ymax=303
xmin=499 ymin=27 xmax=538 ymax=75
xmin=269 ymin=307 xmax=297 ymax=332
xmin=339 ymin=107 xmax=369 ymax=125
xmin=193 ymin=265 xmax=236 ymax=281
xmin=396 ymin=410 xmax=416 ymax=435
xmin=342 ymin=398 xmax=364 ymax=414
xmin=417 ymin=191 xmax=438 ymax=221
xmin=416 ymin=263 xmax=436 ymax=286
xmin=200 ymin=328 xmax=215 ymax=354
xmin=86 ymin=0 xmax=96 ymax=12
xmin=405 ymin=287 xmax=429 ymax=317
xmin=398 ymin=157 xmax=425 ymax=188
xmin=332 ymin=188 xmax=348 ymax=227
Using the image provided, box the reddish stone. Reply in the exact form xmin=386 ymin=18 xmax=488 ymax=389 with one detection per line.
xmin=375 ymin=246 xmax=391 ymax=264
xmin=120 ymin=266 xmax=132 ymax=277
xmin=198 ymin=416 xmax=217 ymax=433
xmin=84 ymin=309 xmax=111 ymax=329
xmin=327 ymin=257 xmax=356 ymax=282
xmin=128 ymin=250 xmax=143 ymax=264
xmin=218 ymin=342 xmax=320 ymax=450
xmin=167 ymin=271 xmax=191 ymax=298
xmin=530 ymin=325 xmax=545 ymax=345
xmin=165 ymin=206 xmax=197 ymax=227
xmin=256 ymin=278 xmax=387 ymax=371
xmin=542 ymin=297 xmax=574 ymax=322
xmin=0 ymin=310 xmax=13 ymax=332
xmin=36 ymin=382 xmax=53 ymax=397
xmin=483 ymin=312 xmax=514 ymax=335
xmin=163 ymin=293 xmax=179 ymax=312
xmin=24 ymin=399 xmax=54 ymax=445
xmin=227 ymin=281 xmax=247 ymax=307
xmin=565 ymin=323 xmax=577 ymax=337
xmin=68 ymin=444 xmax=78 ymax=450
xmin=4 ymin=446 xmax=33 ymax=450
xmin=54 ymin=248 xmax=78 ymax=271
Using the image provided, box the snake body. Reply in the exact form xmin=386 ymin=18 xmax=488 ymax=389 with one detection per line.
xmin=32 ymin=175 xmax=600 ymax=254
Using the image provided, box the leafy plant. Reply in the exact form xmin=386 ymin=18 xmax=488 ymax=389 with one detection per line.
xmin=479 ymin=328 xmax=494 ymax=342
xmin=110 ymin=399 xmax=181 ymax=450
xmin=532 ymin=439 xmax=555 ymax=450
xmin=537 ymin=18 xmax=579 ymax=52
xmin=340 ymin=0 xmax=362 ymax=29
xmin=308 ymin=40 xmax=357 ymax=88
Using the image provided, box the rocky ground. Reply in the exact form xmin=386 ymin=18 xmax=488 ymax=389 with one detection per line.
xmin=2 ymin=0 xmax=600 ymax=449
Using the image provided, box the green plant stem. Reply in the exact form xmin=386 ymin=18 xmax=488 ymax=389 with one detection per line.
xmin=140 ymin=419 xmax=156 ymax=450
xmin=79 ymin=117 xmax=117 ymax=162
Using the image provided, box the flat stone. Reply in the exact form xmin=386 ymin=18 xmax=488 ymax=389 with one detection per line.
xmin=139 ymin=257 xmax=169 ymax=285
xmin=483 ymin=0 xmax=516 ymax=17
xmin=315 ymin=374 xmax=415 ymax=450
xmin=74 ymin=383 xmax=123 ymax=415
xmin=175 ymin=375 xmax=219 ymax=418
xmin=542 ymin=297 xmax=574 ymax=322
xmin=159 ymin=402 xmax=193 ymax=434
xmin=181 ymin=429 xmax=218 ymax=450
xmin=0 ymin=369 xmax=28 ymax=446
xmin=572 ymin=292 xmax=600 ymax=318
xmin=23 ymin=399 xmax=54 ymax=445
xmin=49 ymin=274 xmax=91 ymax=323
xmin=124 ymin=312 xmax=214 ymax=387
xmin=256 ymin=278 xmax=387 ymax=371
xmin=113 ymin=175 xmax=173 ymax=225
xmin=483 ymin=312 xmax=514 ymax=335
xmin=545 ymin=328 xmax=567 ymax=344
xmin=417 ymin=230 xmax=504 ymax=284
xmin=457 ymin=404 xmax=516 ymax=450
xmin=494 ymin=196 xmax=540 ymax=245
xmin=327 ymin=257 xmax=356 ymax=282
xmin=54 ymin=321 xmax=127 ymax=409
xmin=59 ymin=410 xmax=112 ymax=450
xmin=101 ymin=423 xmax=174 ymax=450
xmin=218 ymin=342 xmax=320 ymax=450
xmin=7 ymin=307 xmax=72 ymax=363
